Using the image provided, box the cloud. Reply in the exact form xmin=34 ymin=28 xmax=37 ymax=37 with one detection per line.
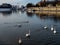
xmin=0 ymin=0 xmax=41 ymax=5
xmin=0 ymin=0 xmax=22 ymax=4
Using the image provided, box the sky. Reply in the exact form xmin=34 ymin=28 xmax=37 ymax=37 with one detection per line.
xmin=0 ymin=0 xmax=41 ymax=5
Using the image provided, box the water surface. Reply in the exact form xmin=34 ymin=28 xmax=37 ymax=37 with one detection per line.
xmin=0 ymin=11 xmax=60 ymax=45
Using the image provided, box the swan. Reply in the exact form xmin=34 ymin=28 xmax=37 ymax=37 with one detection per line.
xmin=44 ymin=26 xmax=47 ymax=29
xmin=26 ymin=30 xmax=30 ymax=37
xmin=18 ymin=38 xmax=22 ymax=44
xmin=51 ymin=25 xmax=54 ymax=31
xmin=53 ymin=30 xmax=56 ymax=34
xmin=53 ymin=29 xmax=56 ymax=34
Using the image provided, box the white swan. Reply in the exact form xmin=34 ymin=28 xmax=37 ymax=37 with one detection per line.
xmin=53 ymin=29 xmax=56 ymax=34
xmin=26 ymin=30 xmax=30 ymax=37
xmin=51 ymin=25 xmax=54 ymax=31
xmin=44 ymin=26 xmax=47 ymax=29
xmin=18 ymin=38 xmax=22 ymax=44
xmin=53 ymin=30 xmax=56 ymax=34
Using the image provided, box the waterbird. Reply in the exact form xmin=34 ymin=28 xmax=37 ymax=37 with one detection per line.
xmin=17 ymin=24 xmax=21 ymax=27
xmin=26 ymin=30 xmax=30 ymax=37
xmin=53 ymin=29 xmax=56 ymax=34
xmin=51 ymin=25 xmax=54 ymax=31
xmin=44 ymin=26 xmax=48 ymax=29
xmin=18 ymin=38 xmax=22 ymax=44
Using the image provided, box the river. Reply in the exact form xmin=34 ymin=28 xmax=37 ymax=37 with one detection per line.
xmin=0 ymin=11 xmax=60 ymax=45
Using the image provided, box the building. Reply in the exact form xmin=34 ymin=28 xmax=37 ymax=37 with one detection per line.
xmin=36 ymin=0 xmax=60 ymax=7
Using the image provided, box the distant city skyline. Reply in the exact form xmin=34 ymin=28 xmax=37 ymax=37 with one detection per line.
xmin=0 ymin=0 xmax=41 ymax=6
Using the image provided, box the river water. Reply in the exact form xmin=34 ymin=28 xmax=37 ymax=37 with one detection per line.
xmin=0 ymin=11 xmax=60 ymax=45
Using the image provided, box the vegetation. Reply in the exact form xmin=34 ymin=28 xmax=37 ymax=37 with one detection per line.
xmin=56 ymin=3 xmax=60 ymax=6
xmin=26 ymin=3 xmax=35 ymax=8
xmin=26 ymin=1 xmax=60 ymax=7
xmin=35 ymin=4 xmax=40 ymax=7
xmin=0 ymin=3 xmax=12 ymax=8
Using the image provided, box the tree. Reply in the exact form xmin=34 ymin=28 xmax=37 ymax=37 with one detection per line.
xmin=36 ymin=4 xmax=40 ymax=7
xmin=26 ymin=3 xmax=34 ymax=8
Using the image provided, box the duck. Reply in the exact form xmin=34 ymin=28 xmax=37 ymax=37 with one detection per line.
xmin=18 ymin=38 xmax=22 ymax=44
xmin=26 ymin=30 xmax=30 ymax=37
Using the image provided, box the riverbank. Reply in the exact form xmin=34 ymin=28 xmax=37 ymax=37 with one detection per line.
xmin=26 ymin=6 xmax=60 ymax=16
xmin=27 ymin=6 xmax=60 ymax=11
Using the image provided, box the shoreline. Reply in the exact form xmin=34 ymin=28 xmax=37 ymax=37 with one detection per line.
xmin=27 ymin=6 xmax=60 ymax=11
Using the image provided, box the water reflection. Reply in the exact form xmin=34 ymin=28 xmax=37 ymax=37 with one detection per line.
xmin=0 ymin=11 xmax=60 ymax=45
xmin=26 ymin=11 xmax=34 ymax=17
xmin=2 ymin=11 xmax=12 ymax=15
xmin=36 ymin=14 xmax=60 ymax=23
xmin=0 ymin=10 xmax=21 ymax=16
